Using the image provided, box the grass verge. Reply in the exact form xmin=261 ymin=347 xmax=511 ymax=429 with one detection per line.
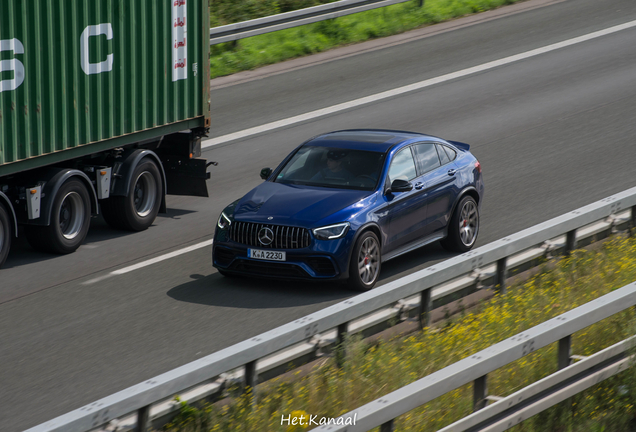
xmin=209 ymin=0 xmax=527 ymax=79
xmin=165 ymin=236 xmax=636 ymax=431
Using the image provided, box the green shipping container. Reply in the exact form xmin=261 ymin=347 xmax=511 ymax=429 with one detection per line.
xmin=0 ymin=0 xmax=210 ymax=176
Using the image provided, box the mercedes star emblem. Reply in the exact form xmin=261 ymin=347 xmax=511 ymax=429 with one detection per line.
xmin=258 ymin=227 xmax=274 ymax=246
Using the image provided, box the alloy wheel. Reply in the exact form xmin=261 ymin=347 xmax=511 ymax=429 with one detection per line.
xmin=358 ymin=236 xmax=380 ymax=285
xmin=459 ymin=200 xmax=478 ymax=247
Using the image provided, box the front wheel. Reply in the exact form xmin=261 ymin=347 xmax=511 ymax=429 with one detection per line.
xmin=0 ymin=204 xmax=12 ymax=268
xmin=441 ymin=195 xmax=479 ymax=253
xmin=25 ymin=179 xmax=91 ymax=254
xmin=348 ymin=231 xmax=381 ymax=291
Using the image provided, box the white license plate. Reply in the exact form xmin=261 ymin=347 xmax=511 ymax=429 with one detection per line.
xmin=248 ymin=249 xmax=286 ymax=261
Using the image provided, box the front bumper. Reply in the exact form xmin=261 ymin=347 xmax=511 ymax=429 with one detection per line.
xmin=212 ymin=232 xmax=353 ymax=281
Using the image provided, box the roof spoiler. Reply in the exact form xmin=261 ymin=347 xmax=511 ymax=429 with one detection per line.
xmin=448 ymin=140 xmax=470 ymax=152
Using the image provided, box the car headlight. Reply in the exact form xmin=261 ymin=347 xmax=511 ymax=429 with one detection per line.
xmin=313 ymin=222 xmax=350 ymax=240
xmin=217 ymin=212 xmax=232 ymax=229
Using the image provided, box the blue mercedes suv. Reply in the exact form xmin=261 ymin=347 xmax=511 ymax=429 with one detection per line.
xmin=213 ymin=130 xmax=484 ymax=290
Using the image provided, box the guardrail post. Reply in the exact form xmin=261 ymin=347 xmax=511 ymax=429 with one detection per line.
xmin=473 ymin=375 xmax=488 ymax=411
xmin=631 ymin=205 xmax=636 ymax=237
xmin=418 ymin=0 xmax=425 ymax=7
xmin=336 ymin=322 xmax=349 ymax=367
xmin=419 ymin=288 xmax=432 ymax=329
xmin=565 ymin=229 xmax=577 ymax=254
xmin=136 ymin=405 xmax=150 ymax=432
xmin=380 ymin=419 xmax=395 ymax=432
xmin=496 ymin=257 xmax=507 ymax=295
xmin=558 ymin=336 xmax=571 ymax=370
xmin=244 ymin=360 xmax=257 ymax=391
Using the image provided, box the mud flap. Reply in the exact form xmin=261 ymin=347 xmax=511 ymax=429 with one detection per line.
xmin=163 ymin=156 xmax=210 ymax=197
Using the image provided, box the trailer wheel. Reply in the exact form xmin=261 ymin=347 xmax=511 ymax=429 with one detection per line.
xmin=0 ymin=204 xmax=12 ymax=268
xmin=102 ymin=158 xmax=162 ymax=231
xmin=25 ymin=179 xmax=91 ymax=254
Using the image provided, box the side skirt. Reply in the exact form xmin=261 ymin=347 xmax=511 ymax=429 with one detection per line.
xmin=382 ymin=230 xmax=446 ymax=263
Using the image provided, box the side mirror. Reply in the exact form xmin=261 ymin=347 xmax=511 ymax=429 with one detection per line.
xmin=389 ymin=179 xmax=413 ymax=193
xmin=260 ymin=167 xmax=272 ymax=180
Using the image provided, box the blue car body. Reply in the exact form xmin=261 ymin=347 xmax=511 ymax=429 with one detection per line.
xmin=213 ymin=130 xmax=484 ymax=286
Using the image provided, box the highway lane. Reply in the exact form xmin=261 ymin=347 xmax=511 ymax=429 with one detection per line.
xmin=3 ymin=0 xmax=636 ymax=429
xmin=206 ymin=0 xmax=635 ymax=138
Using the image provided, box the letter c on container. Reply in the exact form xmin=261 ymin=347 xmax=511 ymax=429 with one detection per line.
xmin=0 ymin=38 xmax=25 ymax=92
xmin=80 ymin=24 xmax=114 ymax=75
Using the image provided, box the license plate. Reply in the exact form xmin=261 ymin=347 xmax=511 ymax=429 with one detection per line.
xmin=248 ymin=249 xmax=286 ymax=261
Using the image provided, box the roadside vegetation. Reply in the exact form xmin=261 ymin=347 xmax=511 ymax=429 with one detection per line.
xmin=208 ymin=0 xmax=527 ymax=78
xmin=164 ymin=235 xmax=636 ymax=431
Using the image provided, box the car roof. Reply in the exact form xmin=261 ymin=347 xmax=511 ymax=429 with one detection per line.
xmin=306 ymin=129 xmax=439 ymax=153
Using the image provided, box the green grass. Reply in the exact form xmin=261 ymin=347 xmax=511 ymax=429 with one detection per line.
xmin=164 ymin=236 xmax=636 ymax=431
xmin=209 ymin=0 xmax=525 ymax=78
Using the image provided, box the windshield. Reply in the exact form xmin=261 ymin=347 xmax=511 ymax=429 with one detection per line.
xmin=274 ymin=146 xmax=386 ymax=190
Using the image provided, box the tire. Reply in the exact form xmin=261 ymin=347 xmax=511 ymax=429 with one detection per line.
xmin=102 ymin=158 xmax=162 ymax=231
xmin=25 ymin=179 xmax=91 ymax=254
xmin=441 ymin=195 xmax=479 ymax=253
xmin=348 ymin=231 xmax=381 ymax=291
xmin=0 ymin=204 xmax=12 ymax=268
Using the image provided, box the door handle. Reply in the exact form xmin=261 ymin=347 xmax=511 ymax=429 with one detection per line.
xmin=447 ymin=169 xmax=457 ymax=176
xmin=414 ymin=182 xmax=424 ymax=190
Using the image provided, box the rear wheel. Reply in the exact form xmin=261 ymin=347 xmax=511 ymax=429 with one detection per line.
xmin=348 ymin=231 xmax=381 ymax=291
xmin=441 ymin=195 xmax=479 ymax=253
xmin=0 ymin=204 xmax=12 ymax=268
xmin=25 ymin=179 xmax=91 ymax=254
xmin=102 ymin=158 xmax=162 ymax=231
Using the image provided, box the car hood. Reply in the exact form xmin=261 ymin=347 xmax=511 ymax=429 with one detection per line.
xmin=233 ymin=181 xmax=371 ymax=226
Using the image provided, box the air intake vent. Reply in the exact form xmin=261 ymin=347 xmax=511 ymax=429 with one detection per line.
xmin=214 ymin=247 xmax=235 ymax=266
xmin=306 ymin=257 xmax=336 ymax=276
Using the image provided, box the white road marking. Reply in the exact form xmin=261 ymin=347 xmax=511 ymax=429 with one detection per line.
xmin=203 ymin=19 xmax=636 ymax=148
xmin=82 ymin=274 xmax=113 ymax=285
xmin=82 ymin=239 xmax=214 ymax=284
xmin=111 ymin=240 xmax=214 ymax=275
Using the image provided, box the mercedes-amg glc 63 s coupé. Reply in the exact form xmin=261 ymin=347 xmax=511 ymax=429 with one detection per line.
xmin=213 ymin=130 xmax=484 ymax=290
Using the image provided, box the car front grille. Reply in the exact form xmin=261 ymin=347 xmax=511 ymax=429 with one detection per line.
xmin=229 ymin=222 xmax=311 ymax=249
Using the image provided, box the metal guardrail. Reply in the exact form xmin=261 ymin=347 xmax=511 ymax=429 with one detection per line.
xmin=209 ymin=0 xmax=417 ymax=45
xmin=317 ymin=282 xmax=636 ymax=431
xmin=28 ymin=186 xmax=636 ymax=432
xmin=439 ymin=338 xmax=633 ymax=432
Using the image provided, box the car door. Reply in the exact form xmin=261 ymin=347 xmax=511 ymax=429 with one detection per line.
xmin=413 ymin=143 xmax=460 ymax=236
xmin=384 ymin=146 xmax=428 ymax=255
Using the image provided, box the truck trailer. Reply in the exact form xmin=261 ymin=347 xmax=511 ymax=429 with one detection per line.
xmin=0 ymin=0 xmax=211 ymax=268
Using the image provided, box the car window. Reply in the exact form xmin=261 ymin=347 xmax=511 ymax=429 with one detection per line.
xmin=442 ymin=145 xmax=457 ymax=161
xmin=435 ymin=144 xmax=450 ymax=165
xmin=284 ymin=147 xmax=311 ymax=173
xmin=413 ymin=143 xmax=441 ymax=174
xmin=388 ymin=147 xmax=417 ymax=184
xmin=275 ymin=146 xmax=385 ymax=191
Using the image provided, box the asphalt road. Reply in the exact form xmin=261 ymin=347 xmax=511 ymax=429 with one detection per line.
xmin=2 ymin=0 xmax=636 ymax=430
